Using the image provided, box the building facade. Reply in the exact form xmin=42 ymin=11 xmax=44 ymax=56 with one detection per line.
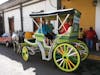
xmin=61 ymin=0 xmax=100 ymax=39
xmin=0 ymin=0 xmax=57 ymax=33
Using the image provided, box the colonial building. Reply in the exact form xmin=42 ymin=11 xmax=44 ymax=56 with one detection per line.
xmin=0 ymin=0 xmax=57 ymax=33
xmin=61 ymin=0 xmax=100 ymax=39
xmin=0 ymin=0 xmax=100 ymax=39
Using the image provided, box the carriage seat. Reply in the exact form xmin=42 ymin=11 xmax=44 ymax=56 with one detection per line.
xmin=24 ymin=39 xmax=38 ymax=47
xmin=35 ymin=32 xmax=51 ymax=49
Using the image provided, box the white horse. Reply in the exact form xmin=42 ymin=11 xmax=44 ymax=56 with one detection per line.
xmin=12 ymin=31 xmax=24 ymax=53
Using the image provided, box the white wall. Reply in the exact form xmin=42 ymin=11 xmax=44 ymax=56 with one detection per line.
xmin=23 ymin=0 xmax=57 ymax=32
xmin=96 ymin=0 xmax=100 ymax=40
xmin=45 ymin=0 xmax=57 ymax=12
xmin=4 ymin=0 xmax=57 ymax=33
xmin=23 ymin=1 xmax=45 ymax=32
xmin=4 ymin=8 xmax=21 ymax=33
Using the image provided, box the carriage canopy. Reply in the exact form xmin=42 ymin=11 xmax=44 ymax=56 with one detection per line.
xmin=30 ymin=8 xmax=81 ymax=33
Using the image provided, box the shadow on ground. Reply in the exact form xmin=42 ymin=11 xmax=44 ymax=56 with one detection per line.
xmin=0 ymin=45 xmax=100 ymax=75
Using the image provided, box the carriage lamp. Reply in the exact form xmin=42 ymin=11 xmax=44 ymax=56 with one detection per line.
xmin=93 ymin=0 xmax=98 ymax=6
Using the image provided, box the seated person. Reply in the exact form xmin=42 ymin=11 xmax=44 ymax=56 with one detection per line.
xmin=59 ymin=23 xmax=70 ymax=34
xmin=47 ymin=20 xmax=55 ymax=37
xmin=59 ymin=20 xmax=73 ymax=35
xmin=38 ymin=18 xmax=48 ymax=34
xmin=46 ymin=20 xmax=55 ymax=45
xmin=38 ymin=19 xmax=49 ymax=44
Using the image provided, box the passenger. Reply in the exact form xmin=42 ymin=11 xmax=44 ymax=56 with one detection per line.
xmin=59 ymin=21 xmax=70 ymax=34
xmin=38 ymin=19 xmax=50 ymax=45
xmin=38 ymin=18 xmax=48 ymax=35
xmin=47 ymin=20 xmax=55 ymax=37
xmin=46 ymin=20 xmax=55 ymax=45
xmin=59 ymin=20 xmax=73 ymax=35
xmin=47 ymin=20 xmax=54 ymax=33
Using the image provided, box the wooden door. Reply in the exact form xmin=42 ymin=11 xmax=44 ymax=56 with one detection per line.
xmin=8 ymin=17 xmax=14 ymax=34
xmin=0 ymin=16 xmax=4 ymax=35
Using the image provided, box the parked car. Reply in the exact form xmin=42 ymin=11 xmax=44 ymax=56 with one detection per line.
xmin=0 ymin=33 xmax=12 ymax=47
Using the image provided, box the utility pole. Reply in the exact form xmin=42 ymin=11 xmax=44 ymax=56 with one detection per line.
xmin=2 ymin=11 xmax=5 ymax=33
xmin=20 ymin=3 xmax=23 ymax=31
xmin=57 ymin=0 xmax=61 ymax=29
xmin=57 ymin=0 xmax=61 ymax=10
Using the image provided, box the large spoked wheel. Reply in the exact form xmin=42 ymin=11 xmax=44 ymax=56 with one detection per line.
xmin=53 ymin=43 xmax=80 ymax=72
xmin=72 ymin=40 xmax=89 ymax=61
xmin=22 ymin=46 xmax=29 ymax=61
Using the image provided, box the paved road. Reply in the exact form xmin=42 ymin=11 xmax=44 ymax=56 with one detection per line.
xmin=0 ymin=45 xmax=100 ymax=75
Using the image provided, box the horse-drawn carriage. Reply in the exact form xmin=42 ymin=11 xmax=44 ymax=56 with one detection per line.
xmin=12 ymin=8 xmax=89 ymax=72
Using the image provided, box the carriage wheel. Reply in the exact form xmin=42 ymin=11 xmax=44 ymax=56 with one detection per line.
xmin=22 ymin=46 xmax=29 ymax=61
xmin=72 ymin=40 xmax=89 ymax=61
xmin=53 ymin=43 xmax=80 ymax=72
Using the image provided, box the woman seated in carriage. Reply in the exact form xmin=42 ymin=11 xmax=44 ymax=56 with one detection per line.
xmin=59 ymin=19 xmax=73 ymax=35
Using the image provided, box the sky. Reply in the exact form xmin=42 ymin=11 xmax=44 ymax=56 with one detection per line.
xmin=0 ymin=0 xmax=8 ymax=4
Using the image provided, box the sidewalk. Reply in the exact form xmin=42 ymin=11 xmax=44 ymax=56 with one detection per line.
xmin=88 ymin=50 xmax=100 ymax=61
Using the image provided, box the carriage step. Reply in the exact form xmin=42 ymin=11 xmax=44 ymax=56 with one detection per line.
xmin=27 ymin=47 xmax=39 ymax=55
xmin=29 ymin=49 xmax=40 ymax=55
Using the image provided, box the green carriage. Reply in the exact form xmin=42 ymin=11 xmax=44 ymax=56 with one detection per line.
xmin=21 ymin=8 xmax=89 ymax=72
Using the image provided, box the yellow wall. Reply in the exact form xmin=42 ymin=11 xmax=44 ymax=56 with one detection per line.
xmin=61 ymin=0 xmax=96 ymax=30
